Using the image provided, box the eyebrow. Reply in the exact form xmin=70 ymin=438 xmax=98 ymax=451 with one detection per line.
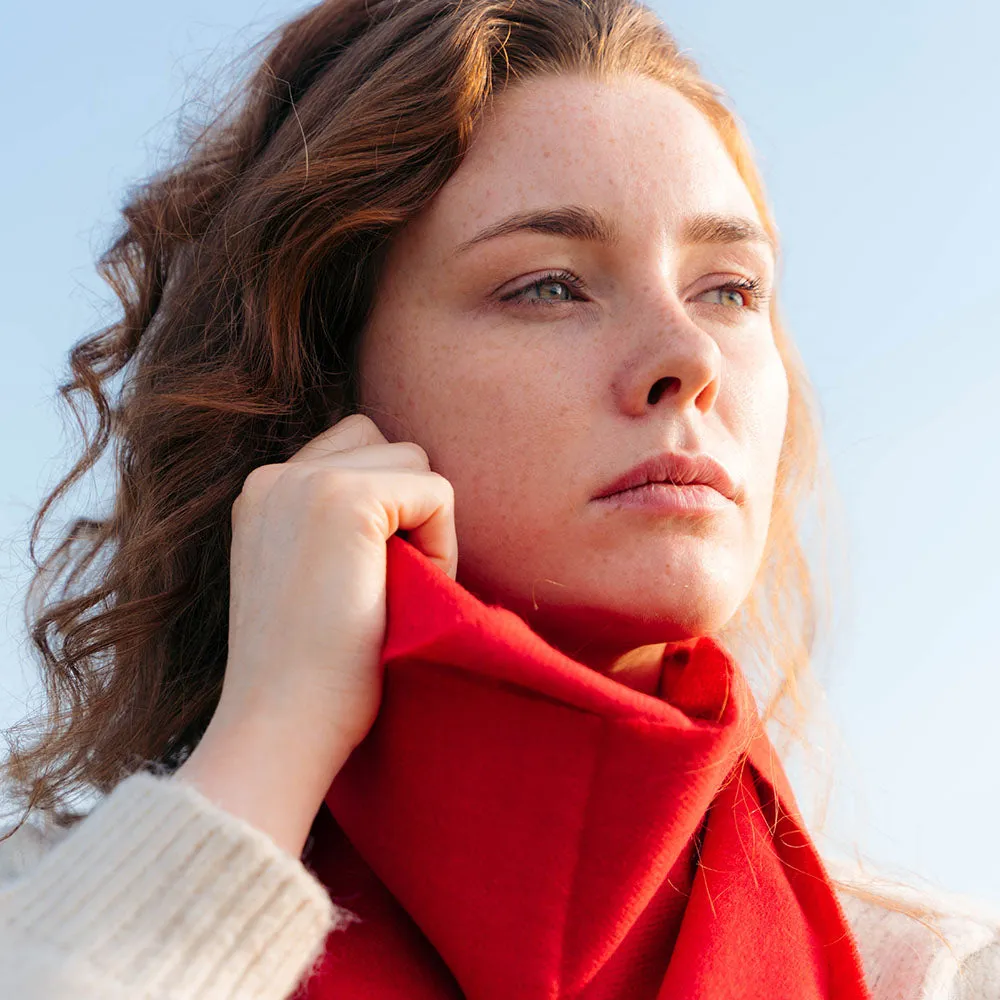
xmin=452 ymin=205 xmax=776 ymax=259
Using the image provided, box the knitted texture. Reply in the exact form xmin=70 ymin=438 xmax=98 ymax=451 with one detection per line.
xmin=825 ymin=855 xmax=1000 ymax=1000
xmin=0 ymin=771 xmax=352 ymax=999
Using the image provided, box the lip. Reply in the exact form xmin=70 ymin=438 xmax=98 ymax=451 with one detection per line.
xmin=593 ymin=482 xmax=733 ymax=514
xmin=592 ymin=450 xmax=742 ymax=505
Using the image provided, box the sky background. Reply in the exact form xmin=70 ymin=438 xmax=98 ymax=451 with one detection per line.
xmin=2 ymin=1 xmax=998 ymax=902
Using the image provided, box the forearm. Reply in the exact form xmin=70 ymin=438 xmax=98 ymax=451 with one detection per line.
xmin=173 ymin=705 xmax=357 ymax=859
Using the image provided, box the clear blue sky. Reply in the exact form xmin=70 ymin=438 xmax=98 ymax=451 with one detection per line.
xmin=2 ymin=1 xmax=998 ymax=902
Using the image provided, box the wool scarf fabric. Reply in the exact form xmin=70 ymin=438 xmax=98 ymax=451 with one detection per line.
xmin=296 ymin=535 xmax=871 ymax=1000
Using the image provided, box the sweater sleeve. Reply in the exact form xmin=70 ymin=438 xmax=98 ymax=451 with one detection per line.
xmin=828 ymin=853 xmax=1000 ymax=1000
xmin=957 ymin=937 xmax=1000 ymax=999
xmin=0 ymin=771 xmax=356 ymax=999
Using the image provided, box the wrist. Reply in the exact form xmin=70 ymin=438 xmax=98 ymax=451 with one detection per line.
xmin=175 ymin=709 xmax=355 ymax=858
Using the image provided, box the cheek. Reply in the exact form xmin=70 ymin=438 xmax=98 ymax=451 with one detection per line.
xmin=736 ymin=348 xmax=790 ymax=534
xmin=762 ymin=353 xmax=791 ymax=470
xmin=711 ymin=340 xmax=789 ymax=560
xmin=441 ymin=364 xmax=571 ymax=505
xmin=365 ymin=323 xmax=564 ymax=506
xmin=431 ymin=365 xmax=587 ymax=568
xmin=731 ymin=335 xmax=788 ymax=457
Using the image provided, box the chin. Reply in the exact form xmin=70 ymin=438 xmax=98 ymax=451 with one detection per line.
xmin=601 ymin=592 xmax=738 ymax=645
xmin=457 ymin=537 xmax=749 ymax=648
xmin=512 ymin=576 xmax=745 ymax=657
xmin=586 ymin=555 xmax=746 ymax=634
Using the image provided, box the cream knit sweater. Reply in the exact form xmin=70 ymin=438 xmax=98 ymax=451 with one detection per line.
xmin=0 ymin=772 xmax=996 ymax=999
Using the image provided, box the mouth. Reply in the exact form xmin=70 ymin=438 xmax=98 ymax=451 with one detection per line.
xmin=593 ymin=480 xmax=733 ymax=513
xmin=593 ymin=450 xmax=742 ymax=505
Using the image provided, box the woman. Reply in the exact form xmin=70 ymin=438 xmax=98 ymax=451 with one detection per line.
xmin=0 ymin=0 xmax=997 ymax=997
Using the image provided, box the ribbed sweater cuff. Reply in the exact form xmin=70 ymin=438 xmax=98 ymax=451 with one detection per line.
xmin=0 ymin=771 xmax=353 ymax=999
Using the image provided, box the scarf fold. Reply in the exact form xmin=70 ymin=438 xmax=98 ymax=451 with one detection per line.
xmin=296 ymin=534 xmax=871 ymax=1000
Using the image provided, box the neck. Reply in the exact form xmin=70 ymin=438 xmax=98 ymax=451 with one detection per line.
xmin=454 ymin=564 xmax=700 ymax=696
xmin=518 ymin=613 xmax=685 ymax=696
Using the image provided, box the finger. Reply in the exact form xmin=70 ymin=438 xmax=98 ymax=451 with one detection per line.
xmin=299 ymin=441 xmax=431 ymax=474
xmin=288 ymin=413 xmax=389 ymax=465
xmin=384 ymin=472 xmax=459 ymax=581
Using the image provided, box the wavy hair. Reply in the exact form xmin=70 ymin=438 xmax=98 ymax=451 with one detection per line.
xmin=0 ymin=0 xmax=951 ymax=938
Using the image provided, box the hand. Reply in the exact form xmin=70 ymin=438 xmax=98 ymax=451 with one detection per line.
xmin=175 ymin=413 xmax=458 ymax=857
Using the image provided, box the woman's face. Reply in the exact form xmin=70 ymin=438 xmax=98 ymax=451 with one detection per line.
xmin=357 ymin=72 xmax=789 ymax=686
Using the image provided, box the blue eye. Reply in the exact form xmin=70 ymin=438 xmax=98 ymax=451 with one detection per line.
xmin=699 ymin=277 xmax=769 ymax=311
xmin=502 ymin=270 xmax=587 ymax=306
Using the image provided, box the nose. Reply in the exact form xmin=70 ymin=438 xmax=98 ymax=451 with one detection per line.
xmin=612 ymin=296 xmax=722 ymax=417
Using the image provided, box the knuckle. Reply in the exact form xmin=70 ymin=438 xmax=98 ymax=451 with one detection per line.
xmin=303 ymin=465 xmax=357 ymax=505
xmin=336 ymin=412 xmax=368 ymax=428
xmin=338 ymin=412 xmax=378 ymax=437
xmin=395 ymin=440 xmax=430 ymax=466
xmin=431 ymin=471 xmax=455 ymax=501
xmin=241 ymin=464 xmax=280 ymax=495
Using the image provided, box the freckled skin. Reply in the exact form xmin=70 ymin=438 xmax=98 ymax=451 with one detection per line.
xmin=356 ymin=73 xmax=789 ymax=690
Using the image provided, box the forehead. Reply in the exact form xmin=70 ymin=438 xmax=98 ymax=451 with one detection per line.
xmin=423 ymin=73 xmax=759 ymax=249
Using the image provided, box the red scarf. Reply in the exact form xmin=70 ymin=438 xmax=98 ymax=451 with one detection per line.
xmin=295 ymin=535 xmax=871 ymax=999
